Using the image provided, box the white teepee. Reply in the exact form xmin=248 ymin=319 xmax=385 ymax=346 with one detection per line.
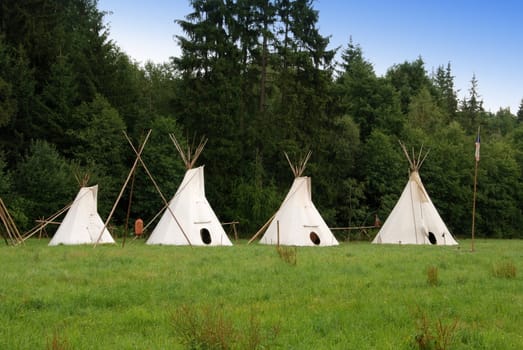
xmin=49 ymin=185 xmax=115 ymax=246
xmin=258 ymin=152 xmax=339 ymax=246
xmin=372 ymin=143 xmax=458 ymax=245
xmin=146 ymin=135 xmax=232 ymax=246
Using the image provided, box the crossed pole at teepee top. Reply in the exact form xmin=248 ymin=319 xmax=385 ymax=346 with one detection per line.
xmin=94 ymin=129 xmax=192 ymax=247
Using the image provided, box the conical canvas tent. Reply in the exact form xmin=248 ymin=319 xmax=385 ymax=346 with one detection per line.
xmin=146 ymin=135 xmax=232 ymax=246
xmin=49 ymin=185 xmax=115 ymax=245
xmin=257 ymin=152 xmax=339 ymax=246
xmin=372 ymin=143 xmax=458 ymax=245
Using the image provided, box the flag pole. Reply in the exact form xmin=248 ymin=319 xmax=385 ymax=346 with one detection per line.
xmin=471 ymin=127 xmax=480 ymax=252
xmin=471 ymin=155 xmax=478 ymax=252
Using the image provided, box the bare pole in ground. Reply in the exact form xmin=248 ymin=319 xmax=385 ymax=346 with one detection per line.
xmin=471 ymin=127 xmax=480 ymax=252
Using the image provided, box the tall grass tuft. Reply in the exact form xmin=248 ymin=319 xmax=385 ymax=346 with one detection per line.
xmin=172 ymin=304 xmax=236 ymax=349
xmin=492 ymin=260 xmax=517 ymax=279
xmin=413 ymin=310 xmax=458 ymax=350
xmin=171 ymin=304 xmax=279 ymax=349
xmin=426 ymin=265 xmax=439 ymax=286
xmin=276 ymin=245 xmax=297 ymax=265
xmin=46 ymin=332 xmax=70 ymax=350
xmin=245 ymin=312 xmax=280 ymax=349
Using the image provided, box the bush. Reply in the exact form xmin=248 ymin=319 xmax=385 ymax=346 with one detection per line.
xmin=14 ymin=140 xmax=76 ymax=228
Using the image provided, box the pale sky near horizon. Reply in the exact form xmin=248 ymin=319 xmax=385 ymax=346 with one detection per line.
xmin=98 ymin=0 xmax=523 ymax=113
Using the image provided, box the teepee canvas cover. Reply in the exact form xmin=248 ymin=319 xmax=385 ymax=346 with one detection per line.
xmin=259 ymin=152 xmax=338 ymax=246
xmin=146 ymin=136 xmax=232 ymax=246
xmin=372 ymin=144 xmax=458 ymax=245
xmin=49 ymin=185 xmax=115 ymax=245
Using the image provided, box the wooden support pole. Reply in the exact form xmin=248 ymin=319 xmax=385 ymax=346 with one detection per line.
xmin=125 ymin=132 xmax=192 ymax=246
xmin=330 ymin=225 xmax=378 ymax=230
xmin=248 ymin=213 xmax=276 ymax=244
xmin=248 ymin=175 xmax=308 ymax=244
xmin=471 ymin=126 xmax=480 ymax=253
xmin=123 ymin=168 xmax=137 ymax=248
xmin=94 ymin=129 xmax=152 ymax=246
xmin=221 ymin=221 xmax=239 ymax=241
xmin=141 ymin=168 xmax=199 ymax=234
xmin=0 ymin=206 xmax=11 ymax=245
xmin=0 ymin=198 xmax=23 ymax=245
xmin=144 ymin=202 xmax=168 ymax=232
xmin=34 ymin=220 xmax=61 ymax=225
xmin=471 ymin=157 xmax=479 ymax=252
xmin=22 ymin=202 xmax=73 ymax=241
xmin=277 ymin=220 xmax=280 ymax=247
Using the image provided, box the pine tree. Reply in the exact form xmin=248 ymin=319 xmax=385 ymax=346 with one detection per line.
xmin=458 ymin=73 xmax=484 ymax=132
xmin=433 ymin=62 xmax=457 ymax=121
xmin=517 ymin=98 xmax=523 ymax=124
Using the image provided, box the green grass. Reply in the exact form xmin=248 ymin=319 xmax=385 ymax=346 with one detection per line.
xmin=0 ymin=239 xmax=522 ymax=349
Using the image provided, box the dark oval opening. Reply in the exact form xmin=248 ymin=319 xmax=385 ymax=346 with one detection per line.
xmin=428 ymin=232 xmax=437 ymax=245
xmin=309 ymin=232 xmax=320 ymax=245
xmin=200 ymin=228 xmax=212 ymax=245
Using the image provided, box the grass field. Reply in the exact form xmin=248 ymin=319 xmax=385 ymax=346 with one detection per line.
xmin=0 ymin=238 xmax=521 ymax=349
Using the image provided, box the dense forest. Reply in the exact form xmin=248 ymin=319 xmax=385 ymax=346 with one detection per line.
xmin=1 ymin=0 xmax=522 ymax=239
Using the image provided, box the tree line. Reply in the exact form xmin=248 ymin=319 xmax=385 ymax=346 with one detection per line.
xmin=1 ymin=0 xmax=522 ymax=239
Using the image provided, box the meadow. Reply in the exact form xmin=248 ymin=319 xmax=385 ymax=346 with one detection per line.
xmin=0 ymin=238 xmax=521 ymax=349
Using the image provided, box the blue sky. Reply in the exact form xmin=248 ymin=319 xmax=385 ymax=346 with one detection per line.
xmin=98 ymin=0 xmax=523 ymax=113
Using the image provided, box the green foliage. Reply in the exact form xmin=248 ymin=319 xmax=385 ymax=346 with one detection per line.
xmin=476 ymin=139 xmax=522 ymax=238
xmin=311 ymin=115 xmax=363 ymax=226
xmin=13 ymin=140 xmax=76 ymax=227
xmin=432 ymin=63 xmax=458 ymax=119
xmin=129 ymin=117 xmax=186 ymax=225
xmin=0 ymin=42 xmax=37 ymax=162
xmin=0 ymin=0 xmax=522 ymax=239
xmin=99 ymin=51 xmax=148 ymax=132
xmin=411 ymin=123 xmax=470 ymax=235
xmin=517 ymin=98 xmax=523 ymax=123
xmin=231 ymin=153 xmax=281 ymax=235
xmin=0 ymin=152 xmax=11 ymax=196
xmin=38 ymin=54 xmax=79 ymax=150
xmin=0 ymin=74 xmax=16 ymax=128
xmin=66 ymin=95 xmax=127 ymax=215
xmin=141 ymin=62 xmax=180 ymax=119
xmin=335 ymin=40 xmax=403 ymax=139
xmin=360 ymin=130 xmax=405 ymax=218
xmin=408 ymin=87 xmax=446 ymax=133
xmin=457 ymin=74 xmax=485 ymax=133
xmin=486 ymin=107 xmax=517 ymax=136
xmin=72 ymin=95 xmax=126 ymax=169
xmin=508 ymin=124 xmax=523 ymax=172
xmin=386 ymin=57 xmax=432 ymax=114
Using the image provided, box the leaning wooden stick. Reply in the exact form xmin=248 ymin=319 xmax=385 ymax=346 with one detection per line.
xmin=94 ymin=129 xmax=152 ymax=247
xmin=126 ymin=132 xmax=192 ymax=246
xmin=22 ymin=202 xmax=73 ymax=241
xmin=248 ymin=213 xmax=276 ymax=244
